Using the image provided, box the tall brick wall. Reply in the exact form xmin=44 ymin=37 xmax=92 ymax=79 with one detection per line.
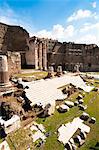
xmin=48 ymin=42 xmax=99 ymax=71
xmin=0 ymin=22 xmax=29 ymax=53
xmin=0 ymin=22 xmax=30 ymax=75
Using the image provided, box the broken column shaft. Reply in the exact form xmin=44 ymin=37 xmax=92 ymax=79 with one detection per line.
xmin=43 ymin=41 xmax=47 ymax=70
xmin=0 ymin=55 xmax=9 ymax=86
xmin=34 ymin=44 xmax=39 ymax=70
xmin=38 ymin=42 xmax=43 ymax=70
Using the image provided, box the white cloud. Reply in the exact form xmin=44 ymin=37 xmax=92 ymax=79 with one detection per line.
xmin=0 ymin=4 xmax=17 ymax=25
xmin=64 ymin=25 xmax=74 ymax=37
xmin=91 ymin=2 xmax=97 ymax=8
xmin=75 ymin=34 xmax=98 ymax=45
xmin=0 ymin=3 xmax=99 ymax=46
xmin=36 ymin=29 xmax=52 ymax=39
xmin=67 ymin=9 xmax=96 ymax=22
xmin=80 ymin=22 xmax=99 ymax=32
xmin=74 ymin=21 xmax=99 ymax=46
xmin=32 ymin=20 xmax=99 ymax=46
xmin=36 ymin=17 xmax=99 ymax=45
xmin=52 ymin=24 xmax=64 ymax=38
xmin=0 ymin=3 xmax=14 ymax=17
xmin=36 ymin=24 xmax=75 ymax=41
xmin=0 ymin=4 xmax=36 ymax=36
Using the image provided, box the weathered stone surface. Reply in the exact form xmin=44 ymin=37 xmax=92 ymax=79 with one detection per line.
xmin=7 ymin=52 xmax=21 ymax=76
xmin=42 ymin=41 xmax=47 ymax=70
xmin=48 ymin=42 xmax=99 ymax=72
xmin=0 ymin=55 xmax=9 ymax=85
xmin=0 ymin=22 xmax=29 ymax=53
xmin=24 ymin=37 xmax=48 ymax=70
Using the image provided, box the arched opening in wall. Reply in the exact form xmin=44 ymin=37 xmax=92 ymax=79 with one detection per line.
xmin=70 ymin=64 xmax=74 ymax=71
xmin=51 ymin=63 xmax=55 ymax=71
xmin=65 ymin=63 xmax=69 ymax=71
xmin=21 ymin=53 xmax=26 ymax=69
xmin=62 ymin=63 xmax=65 ymax=71
xmin=88 ymin=63 xmax=91 ymax=68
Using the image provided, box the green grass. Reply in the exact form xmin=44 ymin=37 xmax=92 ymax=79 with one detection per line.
xmin=36 ymin=93 xmax=82 ymax=150
xmin=7 ymin=128 xmax=34 ymax=150
xmin=36 ymin=90 xmax=99 ymax=150
xmin=79 ymin=91 xmax=99 ymax=150
xmin=36 ymin=107 xmax=81 ymax=150
xmin=5 ymin=79 xmax=99 ymax=150
xmin=14 ymin=71 xmax=48 ymax=80
xmin=0 ymin=138 xmax=4 ymax=144
xmin=6 ymin=90 xmax=99 ymax=150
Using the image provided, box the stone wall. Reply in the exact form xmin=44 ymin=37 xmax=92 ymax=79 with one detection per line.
xmin=48 ymin=42 xmax=99 ymax=71
xmin=24 ymin=36 xmax=99 ymax=72
xmin=24 ymin=37 xmax=48 ymax=70
xmin=0 ymin=22 xmax=29 ymax=53
xmin=1 ymin=22 xmax=98 ymax=73
xmin=7 ymin=52 xmax=21 ymax=77
xmin=24 ymin=37 xmax=35 ymax=68
xmin=0 ymin=22 xmax=30 ymax=75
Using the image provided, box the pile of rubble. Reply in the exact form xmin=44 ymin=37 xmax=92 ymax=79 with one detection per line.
xmin=30 ymin=122 xmax=47 ymax=148
xmin=58 ymin=114 xmax=96 ymax=149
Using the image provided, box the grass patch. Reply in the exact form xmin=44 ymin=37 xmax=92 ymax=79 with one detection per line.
xmin=36 ymin=90 xmax=99 ymax=150
xmin=36 ymin=106 xmax=81 ymax=150
xmin=0 ymin=138 xmax=4 ymax=144
xmin=14 ymin=71 xmax=47 ymax=80
xmin=5 ymin=79 xmax=99 ymax=150
xmin=7 ymin=128 xmax=34 ymax=150
xmin=79 ymin=92 xmax=99 ymax=150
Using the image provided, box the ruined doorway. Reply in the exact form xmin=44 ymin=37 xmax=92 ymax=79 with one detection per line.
xmin=21 ymin=53 xmax=27 ymax=69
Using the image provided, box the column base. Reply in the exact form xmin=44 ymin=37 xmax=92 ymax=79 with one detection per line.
xmin=43 ymin=67 xmax=47 ymax=71
xmin=0 ymin=82 xmax=15 ymax=96
xmin=39 ymin=67 xmax=43 ymax=70
xmin=35 ymin=66 xmax=39 ymax=70
xmin=0 ymin=82 xmax=12 ymax=87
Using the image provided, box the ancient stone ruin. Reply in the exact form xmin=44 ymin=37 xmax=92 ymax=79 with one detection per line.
xmin=0 ymin=22 xmax=30 ymax=76
xmin=0 ymin=22 xmax=29 ymax=53
xmin=48 ymin=42 xmax=99 ymax=72
xmin=23 ymin=36 xmax=47 ymax=70
xmin=0 ymin=55 xmax=9 ymax=86
xmin=21 ymin=36 xmax=99 ymax=72
xmin=0 ymin=22 xmax=99 ymax=74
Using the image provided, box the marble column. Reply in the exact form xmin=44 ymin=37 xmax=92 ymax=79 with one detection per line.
xmin=0 ymin=55 xmax=9 ymax=86
xmin=43 ymin=41 xmax=47 ymax=70
xmin=38 ymin=42 xmax=43 ymax=70
xmin=34 ymin=44 xmax=39 ymax=69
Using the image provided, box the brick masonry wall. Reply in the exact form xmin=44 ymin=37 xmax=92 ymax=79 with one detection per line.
xmin=0 ymin=22 xmax=29 ymax=53
xmin=0 ymin=22 xmax=30 ymax=75
xmin=48 ymin=42 xmax=99 ymax=71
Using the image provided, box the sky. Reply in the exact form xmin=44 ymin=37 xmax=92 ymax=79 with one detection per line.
xmin=0 ymin=0 xmax=99 ymax=45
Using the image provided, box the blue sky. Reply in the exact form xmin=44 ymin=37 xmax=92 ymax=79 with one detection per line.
xmin=0 ymin=0 xmax=99 ymax=45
